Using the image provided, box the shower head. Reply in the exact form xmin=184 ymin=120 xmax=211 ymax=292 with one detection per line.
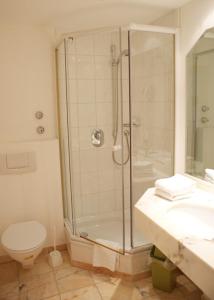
xmin=116 ymin=49 xmax=129 ymax=64
xmin=111 ymin=44 xmax=129 ymax=65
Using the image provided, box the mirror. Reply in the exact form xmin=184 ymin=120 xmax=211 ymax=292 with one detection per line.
xmin=186 ymin=27 xmax=214 ymax=183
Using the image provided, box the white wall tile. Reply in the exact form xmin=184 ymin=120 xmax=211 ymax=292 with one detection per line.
xmin=80 ymin=149 xmax=98 ymax=173
xmin=98 ymin=190 xmax=115 ymax=213
xmin=97 ymin=148 xmax=114 ymax=171
xmin=68 ymin=80 xmax=77 ymax=103
xmin=67 ymin=55 xmax=76 ymax=79
xmin=96 ymin=102 xmax=112 ymax=126
xmin=69 ymin=103 xmax=78 ymax=127
xmin=98 ymin=170 xmax=114 ymax=192
xmin=72 ymin=172 xmax=81 ymax=197
xmin=66 ymin=38 xmax=76 ymax=54
xmin=76 ymin=35 xmax=94 ymax=55
xmin=78 ymin=103 xmax=96 ymax=127
xmin=94 ymin=32 xmax=111 ymax=55
xmin=101 ymin=126 xmax=113 ymax=148
xmin=95 ymin=79 xmax=112 ymax=102
xmin=81 ymin=172 xmax=99 ymax=195
xmin=73 ymin=194 xmax=82 ymax=218
xmin=82 ymin=193 xmax=99 ymax=216
xmin=95 ymin=56 xmax=111 ymax=79
xmin=78 ymin=80 xmax=95 ymax=103
xmin=79 ymin=126 xmax=94 ymax=149
xmin=76 ymin=55 xmax=94 ymax=79
xmin=70 ymin=127 xmax=79 ymax=150
xmin=71 ymin=150 xmax=80 ymax=173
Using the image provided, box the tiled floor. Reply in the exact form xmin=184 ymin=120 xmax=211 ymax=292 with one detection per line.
xmin=0 ymin=250 xmax=201 ymax=300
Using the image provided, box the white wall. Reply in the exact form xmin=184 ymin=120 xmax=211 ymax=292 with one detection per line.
xmin=179 ymin=0 xmax=214 ymax=174
xmin=0 ymin=139 xmax=64 ymax=255
xmin=53 ymin=3 xmax=168 ymax=39
xmin=0 ymin=24 xmax=57 ymax=142
xmin=0 ymin=24 xmax=65 ymax=255
xmin=154 ymin=0 xmax=214 ymax=174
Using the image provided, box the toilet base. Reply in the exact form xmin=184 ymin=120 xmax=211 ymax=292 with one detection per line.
xmin=22 ymin=262 xmax=34 ymax=269
xmin=21 ymin=254 xmax=36 ymax=269
xmin=3 ymin=243 xmax=45 ymax=269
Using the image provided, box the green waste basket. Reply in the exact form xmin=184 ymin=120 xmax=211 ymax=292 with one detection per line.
xmin=150 ymin=246 xmax=177 ymax=293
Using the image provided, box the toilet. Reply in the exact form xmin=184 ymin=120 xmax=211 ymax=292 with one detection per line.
xmin=1 ymin=221 xmax=47 ymax=268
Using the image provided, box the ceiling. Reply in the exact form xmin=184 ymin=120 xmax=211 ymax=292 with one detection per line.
xmin=0 ymin=0 xmax=192 ymax=27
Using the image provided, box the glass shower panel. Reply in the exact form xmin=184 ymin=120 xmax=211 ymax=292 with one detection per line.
xmin=63 ymin=29 xmax=125 ymax=253
xmin=128 ymin=30 xmax=175 ymax=247
xmin=56 ymin=43 xmax=74 ymax=227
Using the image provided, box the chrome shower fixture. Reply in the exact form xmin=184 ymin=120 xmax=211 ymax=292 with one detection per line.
xmin=111 ymin=44 xmax=130 ymax=166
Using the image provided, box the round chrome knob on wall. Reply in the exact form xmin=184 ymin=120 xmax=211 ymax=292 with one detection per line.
xmin=35 ymin=111 xmax=44 ymax=119
xmin=37 ymin=126 xmax=45 ymax=134
xmin=201 ymin=116 xmax=209 ymax=124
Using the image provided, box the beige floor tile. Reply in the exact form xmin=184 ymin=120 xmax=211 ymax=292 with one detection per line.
xmin=51 ymin=250 xmax=86 ymax=281
xmin=59 ymin=251 xmax=70 ymax=262
xmin=0 ymin=293 xmax=20 ymax=300
xmin=134 ymin=277 xmax=184 ymax=300
xmin=0 ymin=281 xmax=19 ymax=298
xmin=90 ymin=272 xmax=121 ymax=285
xmin=150 ymin=289 xmax=185 ymax=300
xmin=52 ymin=251 xmax=73 ymax=272
xmin=96 ymin=281 xmax=144 ymax=300
xmin=27 ymin=284 xmax=58 ymax=300
xmin=0 ymin=262 xmax=18 ymax=285
xmin=60 ymin=286 xmax=102 ymax=300
xmin=57 ymin=270 xmax=94 ymax=294
xmin=19 ymin=271 xmax=55 ymax=289
xmin=18 ymin=254 xmax=52 ymax=280
xmin=54 ymin=265 xmax=86 ymax=281
xmin=45 ymin=296 xmax=61 ymax=300
xmin=19 ymin=271 xmax=58 ymax=299
xmin=0 ymin=262 xmax=19 ymax=300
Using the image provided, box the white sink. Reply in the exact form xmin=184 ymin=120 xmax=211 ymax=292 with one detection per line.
xmin=135 ymin=187 xmax=214 ymax=299
xmin=166 ymin=203 xmax=214 ymax=240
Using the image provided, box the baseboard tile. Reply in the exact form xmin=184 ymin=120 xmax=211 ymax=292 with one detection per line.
xmin=71 ymin=259 xmax=151 ymax=281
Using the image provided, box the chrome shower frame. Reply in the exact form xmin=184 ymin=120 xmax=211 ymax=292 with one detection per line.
xmin=56 ymin=23 xmax=177 ymax=253
xmin=111 ymin=44 xmax=130 ymax=166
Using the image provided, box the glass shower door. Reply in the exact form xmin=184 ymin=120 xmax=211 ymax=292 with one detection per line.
xmin=127 ymin=26 xmax=175 ymax=248
xmin=60 ymin=28 xmax=126 ymax=254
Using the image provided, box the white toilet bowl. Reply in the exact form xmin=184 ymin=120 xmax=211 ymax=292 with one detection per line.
xmin=1 ymin=221 xmax=47 ymax=268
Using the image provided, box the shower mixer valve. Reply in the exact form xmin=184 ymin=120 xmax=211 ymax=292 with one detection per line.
xmin=91 ymin=128 xmax=104 ymax=147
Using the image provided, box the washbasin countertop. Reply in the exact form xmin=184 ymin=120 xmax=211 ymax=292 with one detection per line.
xmin=135 ymin=187 xmax=214 ymax=299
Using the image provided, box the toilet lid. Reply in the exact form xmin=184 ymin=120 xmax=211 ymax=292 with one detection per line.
xmin=1 ymin=221 xmax=47 ymax=251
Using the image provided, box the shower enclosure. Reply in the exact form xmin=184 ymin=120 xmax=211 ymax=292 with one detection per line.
xmin=57 ymin=24 xmax=175 ymax=255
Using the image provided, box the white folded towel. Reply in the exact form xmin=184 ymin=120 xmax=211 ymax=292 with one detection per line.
xmin=155 ymin=174 xmax=196 ymax=201
xmin=205 ymin=169 xmax=214 ymax=180
xmin=155 ymin=188 xmax=194 ymax=201
xmin=205 ymin=174 xmax=214 ymax=184
xmin=93 ymin=239 xmax=119 ymax=272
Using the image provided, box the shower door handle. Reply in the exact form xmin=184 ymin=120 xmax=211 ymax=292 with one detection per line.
xmin=91 ymin=129 xmax=104 ymax=147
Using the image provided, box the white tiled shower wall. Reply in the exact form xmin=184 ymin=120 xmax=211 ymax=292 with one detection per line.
xmin=130 ymin=31 xmax=175 ymax=204
xmin=58 ymin=29 xmax=175 ymax=220
xmin=131 ymin=31 xmax=174 ymax=161
xmin=58 ymin=30 xmax=130 ymax=219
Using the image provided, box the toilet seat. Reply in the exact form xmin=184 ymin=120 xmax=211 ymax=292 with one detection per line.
xmin=1 ymin=221 xmax=47 ymax=252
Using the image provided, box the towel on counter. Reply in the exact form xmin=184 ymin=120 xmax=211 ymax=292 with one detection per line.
xmin=93 ymin=239 xmax=119 ymax=272
xmin=205 ymin=169 xmax=214 ymax=181
xmin=155 ymin=188 xmax=194 ymax=201
xmin=155 ymin=174 xmax=196 ymax=201
xmin=205 ymin=175 xmax=214 ymax=184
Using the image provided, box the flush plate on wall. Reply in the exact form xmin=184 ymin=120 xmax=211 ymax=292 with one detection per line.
xmin=0 ymin=152 xmax=37 ymax=175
